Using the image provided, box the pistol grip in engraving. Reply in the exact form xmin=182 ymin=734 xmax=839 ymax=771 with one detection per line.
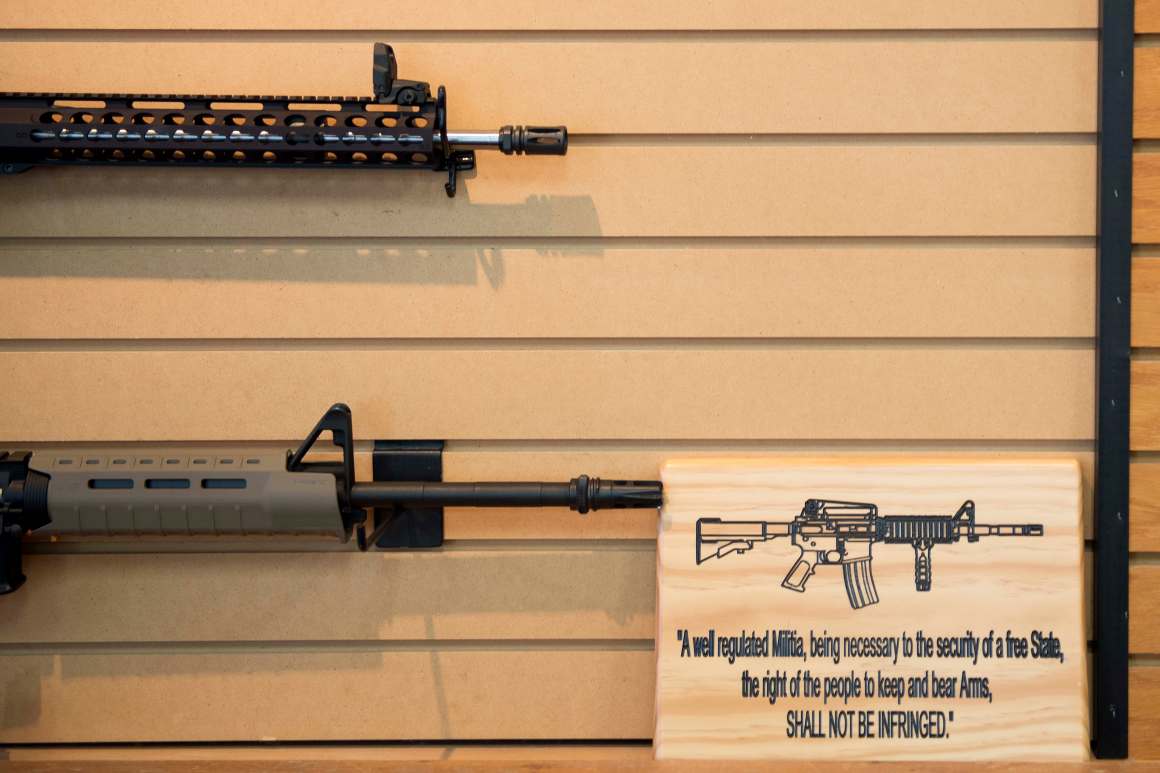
xmin=781 ymin=552 xmax=816 ymax=592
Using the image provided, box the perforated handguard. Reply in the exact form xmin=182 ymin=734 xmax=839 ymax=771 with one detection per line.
xmin=0 ymin=43 xmax=567 ymax=197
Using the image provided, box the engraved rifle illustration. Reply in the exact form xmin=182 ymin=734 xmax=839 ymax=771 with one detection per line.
xmin=695 ymin=499 xmax=1043 ymax=609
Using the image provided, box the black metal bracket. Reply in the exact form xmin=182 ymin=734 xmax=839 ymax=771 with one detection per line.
xmin=367 ymin=440 xmax=445 ymax=549
xmin=1094 ymin=0 xmax=1133 ymax=759
xmin=444 ymin=151 xmax=476 ymax=198
xmin=433 ymin=84 xmax=475 ymax=197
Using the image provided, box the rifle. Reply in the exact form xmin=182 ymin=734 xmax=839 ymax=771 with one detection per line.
xmin=0 ymin=404 xmax=661 ymax=594
xmin=695 ymin=499 xmax=1043 ymax=609
xmin=0 ymin=43 xmax=567 ymax=197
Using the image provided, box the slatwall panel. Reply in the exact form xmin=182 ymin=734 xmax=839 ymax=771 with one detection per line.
xmin=0 ymin=1 xmax=1100 ymax=761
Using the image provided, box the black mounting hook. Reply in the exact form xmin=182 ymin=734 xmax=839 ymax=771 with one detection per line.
xmin=435 ymin=86 xmax=475 ymax=197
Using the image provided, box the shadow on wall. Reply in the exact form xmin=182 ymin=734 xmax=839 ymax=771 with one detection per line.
xmin=0 ymin=657 xmax=51 ymax=735
xmin=0 ymin=168 xmax=603 ymax=291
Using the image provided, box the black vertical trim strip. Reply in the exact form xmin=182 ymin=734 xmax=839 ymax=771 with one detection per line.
xmin=1095 ymin=0 xmax=1133 ymax=759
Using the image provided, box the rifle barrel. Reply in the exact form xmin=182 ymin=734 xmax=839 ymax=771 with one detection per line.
xmin=448 ymin=126 xmax=567 ymax=156
xmin=350 ymin=478 xmax=661 ymax=513
xmin=447 ymin=132 xmax=501 ymax=148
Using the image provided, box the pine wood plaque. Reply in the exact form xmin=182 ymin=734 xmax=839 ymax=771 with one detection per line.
xmin=655 ymin=458 xmax=1087 ymax=761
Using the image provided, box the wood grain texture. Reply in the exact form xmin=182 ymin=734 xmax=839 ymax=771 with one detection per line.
xmin=1142 ymin=0 xmax=1160 ymax=32
xmin=0 ymin=549 xmax=655 ymax=643
xmin=1132 ymin=362 xmax=1160 ymax=450
xmin=655 ymin=458 xmax=1086 ymax=760
xmin=1133 ymin=258 xmax=1160 ymax=346
xmin=0 ymin=40 xmax=1096 ymax=134
xmin=0 ymin=243 xmax=1095 ymax=341
xmin=0 ymin=347 xmax=1094 ymax=442
xmin=0 ymin=145 xmax=1096 ymax=239
xmin=1130 ymin=566 xmax=1160 ymax=654
xmin=1137 ymin=49 xmax=1160 ymax=139
xmin=1132 ymin=666 xmax=1160 ymax=758
xmin=1134 ymin=154 xmax=1160 ymax=244
xmin=0 ymin=1 xmax=1099 ymax=30
xmin=1131 ymin=462 xmax=1160 ymax=551
xmin=0 ymin=648 xmax=654 ymax=742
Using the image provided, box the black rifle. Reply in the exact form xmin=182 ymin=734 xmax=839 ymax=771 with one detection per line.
xmin=0 ymin=43 xmax=567 ymax=196
xmin=0 ymin=404 xmax=661 ymax=594
xmin=696 ymin=499 xmax=1043 ymax=609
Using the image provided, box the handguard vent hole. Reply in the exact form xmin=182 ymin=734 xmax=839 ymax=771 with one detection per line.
xmin=89 ymin=479 xmax=133 ymax=490
xmin=145 ymin=479 xmax=191 ymax=490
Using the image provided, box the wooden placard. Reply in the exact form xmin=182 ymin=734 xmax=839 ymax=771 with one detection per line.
xmin=655 ymin=458 xmax=1087 ymax=761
